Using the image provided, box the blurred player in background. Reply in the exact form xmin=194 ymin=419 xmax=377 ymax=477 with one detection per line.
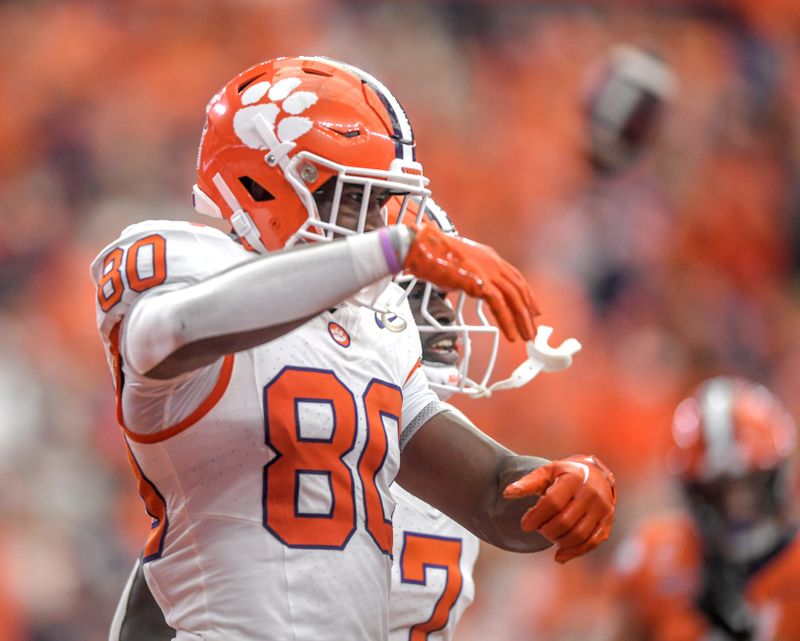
xmin=611 ymin=377 xmax=800 ymax=641
xmin=92 ymin=56 xmax=616 ymax=641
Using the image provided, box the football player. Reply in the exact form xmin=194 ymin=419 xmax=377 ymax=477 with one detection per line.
xmin=93 ymin=56 xmax=616 ymax=641
xmin=108 ymin=195 xmax=574 ymax=641
xmin=109 ymin=279 xmax=482 ymax=641
xmin=611 ymin=377 xmax=800 ymax=641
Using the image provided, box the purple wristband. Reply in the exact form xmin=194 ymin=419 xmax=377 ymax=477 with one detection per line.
xmin=378 ymin=227 xmax=401 ymax=273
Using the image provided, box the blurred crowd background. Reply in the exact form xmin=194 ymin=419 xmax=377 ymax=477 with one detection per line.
xmin=2 ymin=0 xmax=800 ymax=639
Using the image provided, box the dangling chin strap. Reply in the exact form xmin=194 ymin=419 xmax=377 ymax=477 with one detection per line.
xmin=211 ymin=173 xmax=270 ymax=254
xmin=469 ymin=326 xmax=581 ymax=398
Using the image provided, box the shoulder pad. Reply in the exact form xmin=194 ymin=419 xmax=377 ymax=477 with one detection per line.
xmin=91 ymin=220 xmax=251 ymax=341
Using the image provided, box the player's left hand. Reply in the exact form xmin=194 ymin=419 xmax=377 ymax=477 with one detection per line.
xmin=503 ymin=454 xmax=616 ymax=563
xmin=403 ymin=223 xmax=540 ymax=342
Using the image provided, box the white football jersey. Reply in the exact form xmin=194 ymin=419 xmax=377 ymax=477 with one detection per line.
xmin=91 ymin=221 xmax=442 ymax=641
xmin=389 ymin=481 xmax=480 ymax=641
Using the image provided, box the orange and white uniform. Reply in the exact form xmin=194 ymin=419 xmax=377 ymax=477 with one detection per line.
xmin=387 ymin=403 xmax=480 ymax=641
xmin=389 ymin=482 xmax=479 ymax=641
xmin=613 ymin=513 xmax=800 ymax=641
xmin=92 ymin=220 xmax=442 ymax=641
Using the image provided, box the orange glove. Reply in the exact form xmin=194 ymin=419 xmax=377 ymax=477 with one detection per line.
xmin=503 ymin=454 xmax=616 ymax=563
xmin=403 ymin=224 xmax=539 ymax=341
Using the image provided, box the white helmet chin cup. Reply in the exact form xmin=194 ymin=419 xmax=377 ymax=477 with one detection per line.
xmin=422 ymin=362 xmax=460 ymax=402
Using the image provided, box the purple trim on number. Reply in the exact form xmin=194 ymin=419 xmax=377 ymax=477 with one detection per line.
xmin=378 ymin=227 xmax=401 ymax=273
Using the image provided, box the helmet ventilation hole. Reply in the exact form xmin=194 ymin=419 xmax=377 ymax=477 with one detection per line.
xmin=239 ymin=176 xmax=275 ymax=202
xmin=237 ymin=73 xmax=267 ymax=94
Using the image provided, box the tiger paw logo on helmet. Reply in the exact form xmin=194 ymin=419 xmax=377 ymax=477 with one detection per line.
xmin=234 ymin=77 xmax=319 ymax=149
xmin=194 ymin=56 xmax=429 ymax=254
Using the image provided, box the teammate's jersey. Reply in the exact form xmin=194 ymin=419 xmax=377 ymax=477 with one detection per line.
xmin=388 ymin=400 xmax=479 ymax=641
xmin=613 ymin=513 xmax=800 ymax=641
xmin=389 ymin=482 xmax=479 ymax=641
xmin=91 ymin=221 xmax=441 ymax=641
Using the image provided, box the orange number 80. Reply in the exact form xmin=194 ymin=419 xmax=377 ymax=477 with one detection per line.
xmin=97 ymin=235 xmax=167 ymax=312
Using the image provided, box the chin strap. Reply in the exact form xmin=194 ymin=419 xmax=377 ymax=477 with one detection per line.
xmin=342 ymin=280 xmax=409 ymax=333
xmin=219 ymin=112 xmax=298 ymax=254
xmin=467 ymin=326 xmax=581 ymax=398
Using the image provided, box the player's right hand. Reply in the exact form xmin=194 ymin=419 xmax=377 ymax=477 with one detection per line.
xmin=503 ymin=454 xmax=617 ymax=563
xmin=403 ymin=223 xmax=539 ymax=341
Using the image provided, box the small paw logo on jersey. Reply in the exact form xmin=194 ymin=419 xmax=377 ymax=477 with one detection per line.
xmin=328 ymin=322 xmax=351 ymax=348
xmin=234 ymin=77 xmax=319 ymax=149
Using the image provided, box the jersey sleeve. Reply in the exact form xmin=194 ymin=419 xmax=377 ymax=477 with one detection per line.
xmin=399 ymin=365 xmax=444 ymax=451
xmin=386 ymin=291 xmax=447 ymax=450
xmin=90 ymin=221 xmax=251 ymax=435
xmin=90 ymin=220 xmax=251 ymax=347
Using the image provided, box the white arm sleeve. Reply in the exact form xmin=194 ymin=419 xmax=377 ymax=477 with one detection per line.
xmin=122 ymin=227 xmax=409 ymax=376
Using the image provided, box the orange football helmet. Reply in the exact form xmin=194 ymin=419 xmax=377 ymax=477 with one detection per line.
xmin=193 ymin=56 xmax=430 ymax=253
xmin=668 ymin=377 xmax=796 ymax=482
xmin=667 ymin=377 xmax=797 ymax=561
